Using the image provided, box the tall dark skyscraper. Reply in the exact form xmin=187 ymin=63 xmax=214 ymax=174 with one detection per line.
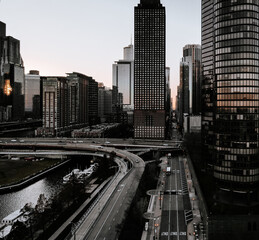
xmin=134 ymin=0 xmax=166 ymax=139
xmin=202 ymin=0 xmax=259 ymax=199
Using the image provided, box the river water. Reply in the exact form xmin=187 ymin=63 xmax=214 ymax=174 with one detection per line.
xmin=0 ymin=160 xmax=90 ymax=220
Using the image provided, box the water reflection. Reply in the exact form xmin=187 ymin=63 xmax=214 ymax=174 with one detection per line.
xmin=0 ymin=165 xmax=68 ymax=220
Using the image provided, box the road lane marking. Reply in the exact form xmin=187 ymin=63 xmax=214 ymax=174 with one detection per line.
xmin=92 ymin=183 xmax=126 ymax=240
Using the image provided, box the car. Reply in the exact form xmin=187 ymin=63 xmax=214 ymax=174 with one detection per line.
xmin=135 ymin=160 xmax=139 ymax=163
xmin=11 ymin=139 xmax=17 ymax=142
xmin=78 ymin=140 xmax=83 ymax=143
xmin=105 ymin=141 xmax=111 ymax=144
xmin=145 ymin=222 xmax=148 ymax=231
xmin=19 ymin=140 xmax=25 ymax=143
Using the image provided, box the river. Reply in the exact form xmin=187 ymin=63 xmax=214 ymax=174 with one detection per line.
xmin=0 ymin=159 xmax=90 ymax=220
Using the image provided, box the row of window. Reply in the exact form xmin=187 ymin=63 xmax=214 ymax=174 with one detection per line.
xmin=216 ymin=25 xmax=259 ymax=36
xmin=215 ymin=52 xmax=259 ymax=61
xmin=215 ymin=66 xmax=259 ymax=74
xmin=215 ymin=45 xmax=259 ymax=55
xmin=214 ymin=17 xmax=259 ymax=29
xmin=214 ymin=0 xmax=259 ymax=10
xmin=216 ymin=113 xmax=259 ymax=121
xmin=217 ymin=93 xmax=259 ymax=100
xmin=217 ymin=73 xmax=259 ymax=80
xmin=215 ymin=4 xmax=259 ymax=16
xmin=216 ymin=107 xmax=259 ymax=113
xmin=216 ymin=146 xmax=258 ymax=154
xmin=217 ymin=80 xmax=259 ymax=86
xmin=215 ymin=59 xmax=259 ymax=67
xmin=215 ymin=171 xmax=259 ymax=183
xmin=215 ymin=31 xmax=259 ymax=41
xmin=215 ymin=11 xmax=258 ymax=23
xmin=217 ymin=100 xmax=259 ymax=107
xmin=215 ymin=38 xmax=259 ymax=48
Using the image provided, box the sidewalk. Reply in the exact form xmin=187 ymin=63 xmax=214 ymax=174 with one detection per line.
xmin=141 ymin=157 xmax=167 ymax=240
xmin=183 ymin=156 xmax=204 ymax=240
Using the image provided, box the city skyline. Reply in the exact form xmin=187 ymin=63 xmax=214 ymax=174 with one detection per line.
xmin=0 ymin=0 xmax=201 ymax=105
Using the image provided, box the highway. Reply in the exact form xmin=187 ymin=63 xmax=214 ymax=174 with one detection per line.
xmin=74 ymin=149 xmax=145 ymax=240
xmin=0 ymin=139 xmax=147 ymax=240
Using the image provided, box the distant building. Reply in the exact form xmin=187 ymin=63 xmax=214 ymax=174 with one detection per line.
xmin=178 ymin=44 xmax=201 ymax=129
xmin=98 ymin=83 xmax=105 ymax=122
xmin=0 ymin=21 xmax=25 ymax=122
xmin=25 ymin=70 xmax=41 ymax=119
xmin=134 ymin=0 xmax=166 ymax=139
xmin=40 ymin=76 xmax=69 ymax=136
xmin=183 ymin=115 xmax=201 ymax=134
xmin=66 ymin=72 xmax=89 ymax=128
xmin=88 ymin=77 xmax=99 ymax=125
xmin=112 ymin=44 xmax=134 ymax=110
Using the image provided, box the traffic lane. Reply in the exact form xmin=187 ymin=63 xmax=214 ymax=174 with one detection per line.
xmin=85 ymin=167 xmax=143 ymax=240
xmin=160 ymin=210 xmax=187 ymax=240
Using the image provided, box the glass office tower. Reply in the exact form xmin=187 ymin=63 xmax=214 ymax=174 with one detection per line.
xmin=202 ymin=0 xmax=259 ymax=195
xmin=134 ymin=0 xmax=166 ymax=139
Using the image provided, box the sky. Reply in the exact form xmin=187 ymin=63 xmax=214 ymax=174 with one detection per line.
xmin=0 ymin=0 xmax=201 ymax=105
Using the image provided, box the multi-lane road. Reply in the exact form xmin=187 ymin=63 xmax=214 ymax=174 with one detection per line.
xmin=159 ymin=154 xmax=191 ymax=240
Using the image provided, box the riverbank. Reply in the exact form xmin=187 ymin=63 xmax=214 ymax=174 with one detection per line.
xmin=0 ymin=158 xmax=71 ymax=194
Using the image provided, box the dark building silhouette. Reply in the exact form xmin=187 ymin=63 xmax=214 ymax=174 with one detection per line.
xmin=0 ymin=21 xmax=25 ymax=121
xmin=200 ymin=1 xmax=259 ymax=239
xmin=66 ymin=72 xmax=89 ymax=127
xmin=202 ymin=0 xmax=259 ymax=198
xmin=178 ymin=44 xmax=201 ymax=129
xmin=88 ymin=77 xmax=99 ymax=125
xmin=134 ymin=0 xmax=166 ymax=139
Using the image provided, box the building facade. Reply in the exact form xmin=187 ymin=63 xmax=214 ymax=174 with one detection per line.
xmin=112 ymin=44 xmax=134 ymax=110
xmin=178 ymin=44 xmax=201 ymax=130
xmin=25 ymin=70 xmax=41 ymax=119
xmin=88 ymin=77 xmax=99 ymax=125
xmin=202 ymin=0 xmax=259 ymax=197
xmin=66 ymin=72 xmax=89 ymax=128
xmin=0 ymin=21 xmax=25 ymax=122
xmin=134 ymin=0 xmax=166 ymax=139
xmin=41 ymin=77 xmax=69 ymax=136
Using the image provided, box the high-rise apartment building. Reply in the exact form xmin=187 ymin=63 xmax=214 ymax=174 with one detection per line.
xmin=41 ymin=77 xmax=69 ymax=136
xmin=202 ymin=0 xmax=259 ymax=197
xmin=113 ymin=44 xmax=134 ymax=110
xmin=134 ymin=0 xmax=166 ymax=139
xmin=67 ymin=72 xmax=89 ymax=127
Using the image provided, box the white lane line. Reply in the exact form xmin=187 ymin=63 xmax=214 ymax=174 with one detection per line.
xmin=92 ymin=183 xmax=126 ymax=240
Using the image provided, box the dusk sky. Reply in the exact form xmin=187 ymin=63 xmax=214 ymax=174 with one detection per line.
xmin=0 ymin=0 xmax=201 ymax=105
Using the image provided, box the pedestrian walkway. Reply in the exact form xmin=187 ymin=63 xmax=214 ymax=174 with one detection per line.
xmin=182 ymin=156 xmax=205 ymax=240
xmin=141 ymin=157 xmax=167 ymax=240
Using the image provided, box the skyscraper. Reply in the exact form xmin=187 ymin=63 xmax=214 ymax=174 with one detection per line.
xmin=113 ymin=44 xmax=134 ymax=110
xmin=0 ymin=21 xmax=25 ymax=122
xmin=134 ymin=0 xmax=166 ymax=139
xmin=178 ymin=44 xmax=201 ymax=129
xmin=202 ymin=0 xmax=259 ymax=198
